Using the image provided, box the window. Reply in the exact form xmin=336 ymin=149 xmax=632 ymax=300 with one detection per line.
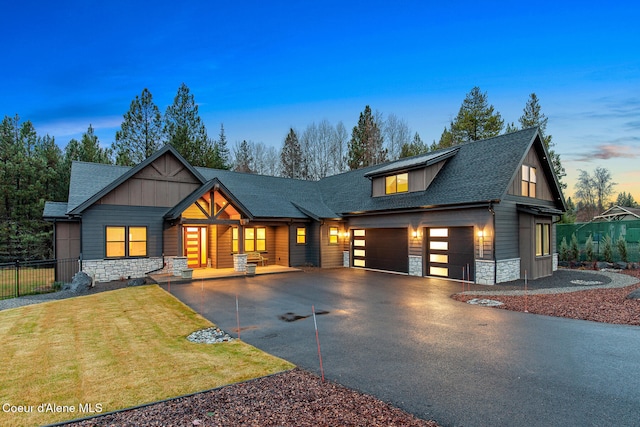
xmin=128 ymin=227 xmax=147 ymax=257
xmin=385 ymin=173 xmax=409 ymax=194
xmin=297 ymin=227 xmax=306 ymax=244
xmin=329 ymin=227 xmax=339 ymax=244
xmin=232 ymin=228 xmax=238 ymax=252
xmin=106 ymin=226 xmax=147 ymax=258
xmin=536 ymin=223 xmax=550 ymax=256
xmin=521 ymin=165 xmax=537 ymax=197
xmin=244 ymin=227 xmax=266 ymax=252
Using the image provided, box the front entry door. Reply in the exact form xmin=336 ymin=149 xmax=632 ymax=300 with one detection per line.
xmin=184 ymin=226 xmax=207 ymax=268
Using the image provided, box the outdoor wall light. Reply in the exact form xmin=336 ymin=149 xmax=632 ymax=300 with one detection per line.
xmin=412 ymin=230 xmax=420 ymax=239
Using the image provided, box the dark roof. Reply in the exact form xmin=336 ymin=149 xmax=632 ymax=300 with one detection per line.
xmin=67 ymin=145 xmax=205 ymax=215
xmin=52 ymin=127 xmax=564 ymax=221
xmin=43 ymin=201 xmax=69 ymax=219
xmin=320 ymin=127 xmax=550 ymax=214
xmin=196 ymin=168 xmax=339 ymax=219
xmin=364 ymin=147 xmax=459 ymax=178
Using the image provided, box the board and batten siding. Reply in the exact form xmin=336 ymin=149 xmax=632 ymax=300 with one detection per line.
xmin=371 ymin=160 xmax=447 ymax=197
xmin=81 ymin=205 xmax=167 ymax=260
xmin=507 ymin=144 xmax=555 ymax=202
xmin=289 ymin=222 xmax=318 ymax=267
xmin=55 ymin=221 xmax=81 ymax=260
xmin=97 ymin=152 xmax=202 ymax=208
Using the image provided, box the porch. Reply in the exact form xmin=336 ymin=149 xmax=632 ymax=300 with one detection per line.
xmin=149 ymin=264 xmax=301 ymax=284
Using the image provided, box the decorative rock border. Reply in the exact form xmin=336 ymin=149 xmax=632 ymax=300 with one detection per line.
xmin=187 ymin=327 xmax=235 ymax=344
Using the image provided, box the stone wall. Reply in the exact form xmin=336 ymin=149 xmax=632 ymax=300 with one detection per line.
xmin=83 ymin=257 xmax=165 ymax=283
xmin=343 ymin=251 xmax=349 ymax=267
xmin=553 ymin=253 xmax=558 ymax=271
xmin=408 ymin=255 xmax=422 ymax=276
xmin=475 ymin=260 xmax=495 ymax=285
xmin=475 ymin=258 xmax=521 ymax=285
xmin=496 ymin=258 xmax=520 ymax=283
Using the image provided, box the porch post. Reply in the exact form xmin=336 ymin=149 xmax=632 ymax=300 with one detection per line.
xmin=238 ymin=222 xmax=244 ymax=254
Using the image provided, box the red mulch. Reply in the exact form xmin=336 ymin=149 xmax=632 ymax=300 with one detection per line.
xmin=453 ymin=270 xmax=640 ymax=325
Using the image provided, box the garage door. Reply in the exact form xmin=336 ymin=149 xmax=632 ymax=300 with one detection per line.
xmin=425 ymin=227 xmax=474 ymax=281
xmin=352 ymin=228 xmax=408 ymax=273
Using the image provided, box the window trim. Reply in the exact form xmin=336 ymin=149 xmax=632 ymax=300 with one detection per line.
xmin=535 ymin=223 xmax=551 ymax=257
xmin=105 ymin=225 xmax=147 ymax=258
xmin=329 ymin=226 xmax=339 ymax=245
xmin=521 ymin=165 xmax=537 ymax=198
xmin=296 ymin=227 xmax=306 ymax=245
xmin=385 ymin=172 xmax=409 ymax=195
xmin=243 ymin=226 xmax=267 ymax=252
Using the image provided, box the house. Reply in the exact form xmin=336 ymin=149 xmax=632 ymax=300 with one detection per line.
xmin=591 ymin=206 xmax=640 ymax=222
xmin=43 ymin=127 xmax=566 ymax=284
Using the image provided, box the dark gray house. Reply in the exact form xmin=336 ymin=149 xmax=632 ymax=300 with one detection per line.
xmin=44 ymin=127 xmax=566 ymax=284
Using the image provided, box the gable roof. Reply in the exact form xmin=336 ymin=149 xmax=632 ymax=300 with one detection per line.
xmin=592 ymin=205 xmax=640 ymax=221
xmin=53 ymin=127 xmax=565 ymax=221
xmin=319 ymin=127 xmax=565 ymax=215
xmin=67 ymin=145 xmax=205 ymax=215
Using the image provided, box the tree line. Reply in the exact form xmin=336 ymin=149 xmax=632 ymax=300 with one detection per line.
xmin=6 ymin=83 xmax=626 ymax=260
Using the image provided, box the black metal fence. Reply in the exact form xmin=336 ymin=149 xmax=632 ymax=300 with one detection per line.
xmin=0 ymin=258 xmax=80 ymax=300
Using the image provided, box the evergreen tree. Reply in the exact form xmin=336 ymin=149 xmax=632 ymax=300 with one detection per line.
xmin=348 ymin=105 xmax=386 ymax=170
xmin=615 ymin=191 xmax=638 ymax=207
xmin=280 ymin=128 xmax=304 ymax=178
xmin=112 ymin=88 xmax=164 ymax=165
xmin=518 ymin=93 xmax=566 ymax=189
xmin=399 ymin=132 xmax=428 ymax=158
xmin=163 ymin=83 xmax=210 ymax=166
xmin=450 ymin=87 xmax=503 ymax=144
xmin=233 ymin=140 xmax=254 ymax=173
xmin=210 ymin=123 xmax=231 ymax=170
xmin=78 ymin=125 xmax=113 ymax=164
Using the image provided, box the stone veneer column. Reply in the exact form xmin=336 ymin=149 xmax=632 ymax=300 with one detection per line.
xmin=408 ymin=255 xmax=422 ymax=276
xmin=553 ymin=253 xmax=559 ymax=271
xmin=172 ymin=256 xmax=188 ymax=276
xmin=475 ymin=260 xmax=495 ymax=285
xmin=343 ymin=251 xmax=349 ymax=267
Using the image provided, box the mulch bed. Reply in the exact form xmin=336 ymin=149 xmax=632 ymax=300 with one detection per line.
xmin=453 ymin=269 xmax=640 ymax=325
xmin=62 ymin=369 xmax=438 ymax=427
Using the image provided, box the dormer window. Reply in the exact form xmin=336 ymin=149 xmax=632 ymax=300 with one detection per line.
xmin=521 ymin=165 xmax=536 ymax=197
xmin=385 ymin=173 xmax=408 ymax=194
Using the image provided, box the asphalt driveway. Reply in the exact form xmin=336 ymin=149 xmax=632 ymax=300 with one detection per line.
xmin=162 ymin=269 xmax=640 ymax=427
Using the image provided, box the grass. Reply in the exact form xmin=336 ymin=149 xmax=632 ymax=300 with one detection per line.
xmin=0 ymin=267 xmax=55 ymax=300
xmin=0 ymin=285 xmax=294 ymax=426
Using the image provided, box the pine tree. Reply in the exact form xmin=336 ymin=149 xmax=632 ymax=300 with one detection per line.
xmin=163 ymin=83 xmax=209 ymax=166
xmin=399 ymin=132 xmax=428 ymax=158
xmin=280 ymin=128 xmax=304 ymax=178
xmin=348 ymin=105 xmax=386 ymax=170
xmin=233 ymin=140 xmax=254 ymax=173
xmin=113 ymin=88 xmax=164 ymax=166
xmin=450 ymin=87 xmax=503 ymax=143
xmin=211 ymin=123 xmax=231 ymax=170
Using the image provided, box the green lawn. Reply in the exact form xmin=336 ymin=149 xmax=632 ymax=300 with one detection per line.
xmin=0 ymin=267 xmax=55 ymax=299
xmin=0 ymin=285 xmax=294 ymax=426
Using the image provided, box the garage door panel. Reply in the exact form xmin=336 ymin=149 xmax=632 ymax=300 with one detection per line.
xmin=352 ymin=228 xmax=408 ymax=273
xmin=426 ymin=226 xmax=474 ymax=281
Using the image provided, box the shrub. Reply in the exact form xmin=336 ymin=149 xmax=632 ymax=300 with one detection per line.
xmin=570 ymin=233 xmax=580 ymax=261
xmin=617 ymin=234 xmax=628 ymax=262
xmin=559 ymin=237 xmax=569 ymax=261
xmin=585 ymin=234 xmax=594 ymax=261
xmin=603 ymin=234 xmax=614 ymax=263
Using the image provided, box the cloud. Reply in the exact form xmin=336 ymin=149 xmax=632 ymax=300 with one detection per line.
xmin=570 ymin=143 xmax=638 ymax=162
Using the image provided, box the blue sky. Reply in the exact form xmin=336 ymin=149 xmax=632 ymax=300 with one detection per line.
xmin=1 ymin=1 xmax=638 ymax=201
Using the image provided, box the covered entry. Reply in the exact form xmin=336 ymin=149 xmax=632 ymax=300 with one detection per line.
xmin=352 ymin=228 xmax=408 ymax=273
xmin=425 ymin=226 xmax=474 ymax=281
